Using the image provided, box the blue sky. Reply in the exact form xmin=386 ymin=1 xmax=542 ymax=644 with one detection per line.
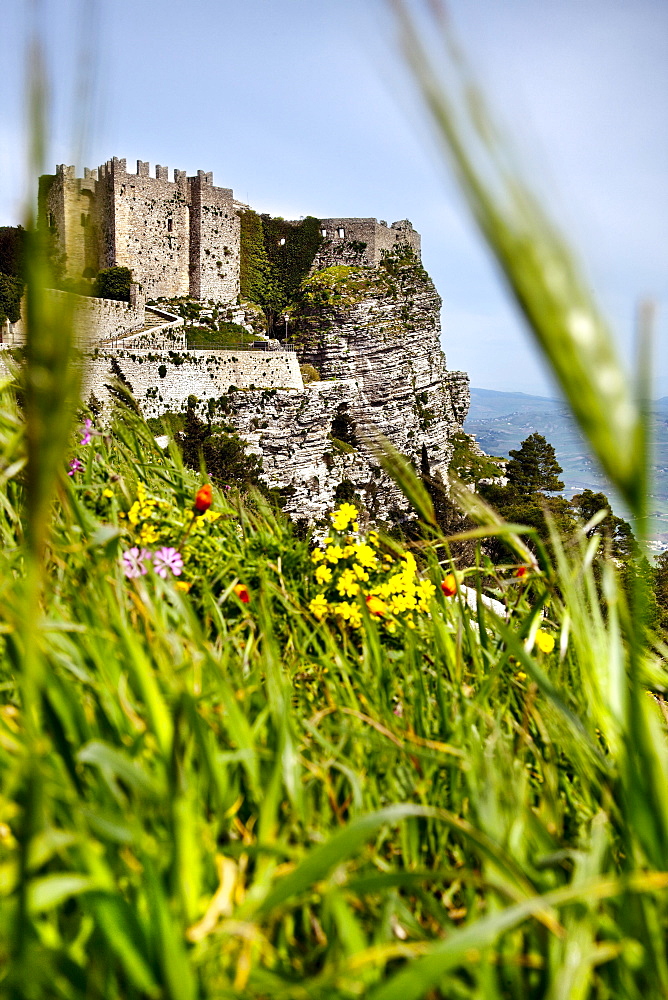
xmin=1 ymin=0 xmax=666 ymax=395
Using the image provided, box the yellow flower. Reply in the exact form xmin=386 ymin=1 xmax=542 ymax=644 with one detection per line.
xmin=336 ymin=570 xmax=359 ymax=598
xmin=515 ymin=671 xmax=527 ymax=681
xmin=417 ymin=579 xmax=436 ymax=602
xmin=325 ymin=544 xmax=344 ymax=564
xmin=102 ymin=488 xmax=114 ymax=498
xmin=127 ymin=501 xmax=142 ymax=526
xmin=309 ymin=594 xmax=329 ymax=619
xmin=352 ymin=563 xmax=369 ymax=581
xmin=353 ymin=543 xmax=377 ymax=569
xmin=334 ymin=601 xmax=362 ymax=627
xmin=138 ymin=524 xmax=159 ymax=545
xmin=330 ymin=503 xmax=358 ymax=531
xmin=201 ymin=509 xmax=222 ymax=522
xmin=311 ymin=548 xmax=324 ymax=563
xmin=342 ymin=544 xmax=356 ymax=558
xmin=535 ymin=630 xmax=555 ymax=654
xmin=352 ymin=521 xmax=359 ymax=532
xmin=175 ymin=581 xmax=192 ymax=593
xmin=315 ymin=564 xmax=333 ymax=585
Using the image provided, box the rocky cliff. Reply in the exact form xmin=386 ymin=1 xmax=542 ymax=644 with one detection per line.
xmin=225 ymin=253 xmax=471 ymax=522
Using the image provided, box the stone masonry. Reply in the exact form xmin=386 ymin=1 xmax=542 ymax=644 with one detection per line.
xmin=42 ymin=159 xmax=240 ymax=302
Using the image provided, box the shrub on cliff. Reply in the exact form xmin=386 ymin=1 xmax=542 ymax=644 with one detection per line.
xmin=95 ymin=265 xmax=132 ymax=302
xmin=0 ymin=273 xmax=23 ymax=324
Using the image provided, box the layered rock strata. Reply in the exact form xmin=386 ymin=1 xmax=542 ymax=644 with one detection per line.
xmin=222 ymin=257 xmax=471 ymax=521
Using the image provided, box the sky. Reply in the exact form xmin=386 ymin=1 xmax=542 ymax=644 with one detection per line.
xmin=1 ymin=0 xmax=666 ymax=396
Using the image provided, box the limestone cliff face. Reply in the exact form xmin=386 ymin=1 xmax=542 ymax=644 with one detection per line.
xmin=226 ymin=258 xmax=471 ymax=522
xmin=293 ymin=259 xmax=468 ymax=480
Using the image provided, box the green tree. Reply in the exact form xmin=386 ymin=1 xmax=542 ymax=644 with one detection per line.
xmin=653 ymin=550 xmax=668 ymax=636
xmin=571 ymin=489 xmax=636 ymax=562
xmin=95 ymin=266 xmax=132 ymax=302
xmin=506 ymin=432 xmax=564 ymax=493
xmin=0 ymin=274 xmax=24 ymax=325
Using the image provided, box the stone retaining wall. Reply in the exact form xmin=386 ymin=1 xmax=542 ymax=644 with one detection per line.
xmin=84 ymin=348 xmax=304 ymax=418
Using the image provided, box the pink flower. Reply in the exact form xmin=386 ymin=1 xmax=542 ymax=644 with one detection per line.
xmin=80 ymin=419 xmax=93 ymax=446
xmin=153 ymin=547 xmax=183 ymax=578
xmin=68 ymin=458 xmax=83 ymax=477
xmin=122 ymin=547 xmax=152 ymax=578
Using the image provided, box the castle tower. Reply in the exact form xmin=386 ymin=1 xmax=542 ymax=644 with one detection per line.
xmin=40 ymin=158 xmax=242 ymax=303
xmin=188 ymin=170 xmax=240 ymax=302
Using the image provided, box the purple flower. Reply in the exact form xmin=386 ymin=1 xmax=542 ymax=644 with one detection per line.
xmin=122 ymin=547 xmax=152 ymax=579
xmin=80 ymin=419 xmax=93 ymax=446
xmin=153 ymin=547 xmax=183 ymax=579
xmin=68 ymin=458 xmax=83 ymax=477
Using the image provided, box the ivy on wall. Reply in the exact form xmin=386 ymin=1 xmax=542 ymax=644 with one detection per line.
xmin=239 ymin=210 xmax=323 ymax=334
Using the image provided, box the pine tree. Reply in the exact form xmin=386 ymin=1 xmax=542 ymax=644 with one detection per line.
xmin=506 ymin=433 xmax=564 ymax=493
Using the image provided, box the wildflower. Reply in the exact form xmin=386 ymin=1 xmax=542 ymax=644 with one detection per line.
xmin=353 ymin=543 xmax=377 ymax=569
xmin=352 ymin=563 xmax=369 ymax=581
xmin=233 ymin=583 xmax=250 ymax=604
xmin=336 ymin=570 xmax=359 ymax=598
xmin=79 ymin=419 xmax=93 ymax=446
xmin=196 ymin=509 xmax=221 ymax=523
xmin=309 ymin=594 xmax=329 ymax=619
xmin=68 ymin=458 xmax=83 ymax=477
xmin=325 ymin=544 xmax=344 ymax=565
xmin=122 ymin=547 xmax=152 ymax=579
xmin=315 ymin=564 xmax=333 ymax=585
xmin=153 ymin=547 xmax=184 ymax=579
xmin=366 ymin=595 xmax=387 ymax=617
xmin=330 ymin=503 xmax=358 ymax=531
xmin=138 ymin=524 xmax=159 ymax=545
xmin=441 ymin=574 xmax=457 ymax=597
xmin=535 ymin=630 xmax=555 ymax=654
xmin=515 ymin=566 xmax=528 ymax=578
xmin=311 ymin=548 xmax=324 ymax=563
xmin=175 ymin=581 xmax=192 ymax=593
xmin=194 ymin=484 xmax=213 ymax=513
xmin=515 ymin=671 xmax=527 ymax=681
xmin=102 ymin=488 xmax=114 ymax=498
xmin=334 ymin=601 xmax=362 ymax=627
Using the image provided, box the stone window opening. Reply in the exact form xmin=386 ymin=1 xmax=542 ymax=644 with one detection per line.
xmin=279 ymin=237 xmax=286 ymax=246
xmin=321 ymin=229 xmax=328 ymax=237
xmin=80 ymin=213 xmax=87 ymax=227
xmin=337 ymin=227 xmax=345 ymax=238
xmin=46 ymin=212 xmax=54 ymax=228
xmin=167 ymin=218 xmax=173 ymax=232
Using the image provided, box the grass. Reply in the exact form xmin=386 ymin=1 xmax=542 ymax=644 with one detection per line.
xmin=0 ymin=2 xmax=667 ymax=997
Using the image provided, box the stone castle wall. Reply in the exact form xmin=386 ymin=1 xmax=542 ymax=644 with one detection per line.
xmin=84 ymin=348 xmax=304 ymax=419
xmin=0 ymin=286 xmax=146 ymax=347
xmin=44 ymin=159 xmax=244 ymax=303
xmin=100 ymin=159 xmax=191 ymax=299
xmin=189 ymin=172 xmax=240 ymax=303
xmin=313 ymin=218 xmax=421 ymax=269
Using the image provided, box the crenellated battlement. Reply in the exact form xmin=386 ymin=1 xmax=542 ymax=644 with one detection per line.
xmin=40 ymin=155 xmax=422 ymax=305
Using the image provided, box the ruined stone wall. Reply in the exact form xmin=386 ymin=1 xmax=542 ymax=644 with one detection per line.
xmin=188 ymin=172 xmax=240 ymax=302
xmin=99 ymin=159 xmax=191 ymax=299
xmin=83 ymin=348 xmax=303 ymax=419
xmin=313 ymin=218 xmax=421 ymax=269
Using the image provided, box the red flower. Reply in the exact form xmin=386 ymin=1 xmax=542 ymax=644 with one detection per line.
xmin=515 ymin=566 xmax=528 ymax=578
xmin=233 ymin=583 xmax=250 ymax=604
xmin=194 ymin=484 xmax=212 ymax=513
xmin=441 ymin=574 xmax=457 ymax=598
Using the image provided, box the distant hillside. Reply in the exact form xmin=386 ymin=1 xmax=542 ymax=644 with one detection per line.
xmin=465 ymin=388 xmax=668 ymax=550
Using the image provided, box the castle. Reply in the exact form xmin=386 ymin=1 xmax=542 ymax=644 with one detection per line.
xmin=41 ymin=158 xmax=422 ymax=301
xmin=11 ymin=154 xmax=470 ymax=523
